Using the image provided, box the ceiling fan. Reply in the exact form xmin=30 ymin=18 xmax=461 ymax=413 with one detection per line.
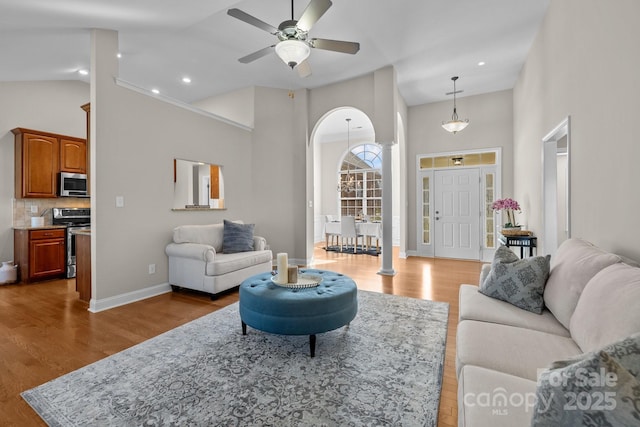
xmin=227 ymin=0 xmax=360 ymax=78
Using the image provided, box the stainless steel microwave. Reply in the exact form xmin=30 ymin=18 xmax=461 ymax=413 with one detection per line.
xmin=59 ymin=172 xmax=89 ymax=197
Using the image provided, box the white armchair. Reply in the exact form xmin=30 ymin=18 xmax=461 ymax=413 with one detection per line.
xmin=165 ymin=221 xmax=272 ymax=298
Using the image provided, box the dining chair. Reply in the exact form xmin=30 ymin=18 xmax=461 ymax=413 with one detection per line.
xmin=340 ymin=216 xmax=362 ymax=254
xmin=324 ymin=215 xmax=339 ymax=248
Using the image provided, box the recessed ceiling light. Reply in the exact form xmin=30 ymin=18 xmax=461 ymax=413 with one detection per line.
xmin=182 ymin=76 xmax=192 ymax=84
xmin=117 ymin=53 xmax=122 ymax=59
xmin=478 ymin=61 xmax=486 ymax=66
xmin=151 ymin=88 xmax=160 ymax=95
xmin=78 ymin=69 xmax=89 ymax=76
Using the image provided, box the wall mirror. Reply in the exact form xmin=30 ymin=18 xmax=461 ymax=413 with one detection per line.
xmin=173 ymin=158 xmax=225 ymax=210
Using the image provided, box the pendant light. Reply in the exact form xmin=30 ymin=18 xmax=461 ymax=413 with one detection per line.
xmin=337 ymin=118 xmax=356 ymax=193
xmin=442 ymin=76 xmax=469 ymax=134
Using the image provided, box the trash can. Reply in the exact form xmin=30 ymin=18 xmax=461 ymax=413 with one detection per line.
xmin=0 ymin=261 xmax=17 ymax=284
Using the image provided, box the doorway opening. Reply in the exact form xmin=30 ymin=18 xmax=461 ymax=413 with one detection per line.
xmin=542 ymin=117 xmax=571 ymax=257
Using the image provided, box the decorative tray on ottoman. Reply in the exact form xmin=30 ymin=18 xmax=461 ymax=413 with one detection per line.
xmin=271 ymin=274 xmax=323 ymax=289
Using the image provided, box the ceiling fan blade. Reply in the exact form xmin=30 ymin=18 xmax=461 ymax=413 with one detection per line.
xmin=227 ymin=8 xmax=278 ymax=34
xmin=297 ymin=60 xmax=312 ymax=78
xmin=297 ymin=0 xmax=332 ymax=32
xmin=311 ymin=38 xmax=360 ymax=54
xmin=238 ymin=45 xmax=275 ymax=64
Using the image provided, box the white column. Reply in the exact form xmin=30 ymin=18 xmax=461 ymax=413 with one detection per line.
xmin=378 ymin=141 xmax=396 ymax=276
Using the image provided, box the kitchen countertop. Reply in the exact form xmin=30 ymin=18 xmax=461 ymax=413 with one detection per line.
xmin=13 ymin=225 xmax=67 ymax=230
xmin=74 ymin=230 xmax=91 ymax=236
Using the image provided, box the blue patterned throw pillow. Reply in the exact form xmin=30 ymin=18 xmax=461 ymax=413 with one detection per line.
xmin=479 ymin=245 xmax=551 ymax=313
xmin=222 ymin=220 xmax=255 ymax=253
xmin=532 ymin=333 xmax=640 ymax=426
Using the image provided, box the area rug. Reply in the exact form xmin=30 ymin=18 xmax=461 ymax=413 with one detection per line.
xmin=323 ymin=245 xmax=380 ymax=256
xmin=22 ymin=290 xmax=449 ymax=426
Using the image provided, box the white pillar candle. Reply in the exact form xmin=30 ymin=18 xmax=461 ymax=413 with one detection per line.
xmin=276 ymin=253 xmax=288 ymax=284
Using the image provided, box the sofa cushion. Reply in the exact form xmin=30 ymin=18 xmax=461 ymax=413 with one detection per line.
xmin=459 ymin=285 xmax=570 ymax=337
xmin=543 ymin=238 xmax=621 ymax=330
xmin=172 ymin=223 xmax=224 ymax=251
xmin=222 ymin=220 xmax=255 ymax=253
xmin=532 ymin=333 xmax=640 ymax=426
xmin=206 ymin=250 xmax=272 ymax=276
xmin=570 ymin=263 xmax=640 ymax=353
xmin=458 ymin=365 xmax=537 ymax=427
xmin=456 ymin=320 xmax=581 ymax=381
xmin=479 ymin=246 xmax=551 ymax=314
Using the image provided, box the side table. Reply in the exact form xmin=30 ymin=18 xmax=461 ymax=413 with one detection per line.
xmin=499 ymin=234 xmax=537 ymax=258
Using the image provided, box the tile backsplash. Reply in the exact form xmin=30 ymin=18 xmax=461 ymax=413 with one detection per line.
xmin=13 ymin=198 xmax=90 ymax=228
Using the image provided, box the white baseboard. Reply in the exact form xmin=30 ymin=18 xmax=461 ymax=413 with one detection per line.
xmin=405 ymin=250 xmax=418 ymax=257
xmin=89 ymin=282 xmax=172 ymax=313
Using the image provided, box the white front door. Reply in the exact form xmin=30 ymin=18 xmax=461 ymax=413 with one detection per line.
xmin=434 ymin=169 xmax=480 ymax=259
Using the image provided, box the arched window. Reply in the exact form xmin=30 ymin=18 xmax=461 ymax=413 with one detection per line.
xmin=339 ymin=143 xmax=382 ymax=220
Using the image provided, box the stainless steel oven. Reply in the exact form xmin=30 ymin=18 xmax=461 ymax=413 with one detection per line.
xmin=52 ymin=208 xmax=90 ymax=278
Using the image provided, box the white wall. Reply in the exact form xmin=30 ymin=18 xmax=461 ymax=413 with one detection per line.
xmin=513 ymin=0 xmax=640 ymax=259
xmin=406 ymin=89 xmax=514 ymax=252
xmin=0 ymin=81 xmax=89 ymax=262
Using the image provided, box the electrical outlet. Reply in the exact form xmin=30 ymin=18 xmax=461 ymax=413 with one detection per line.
xmin=31 ymin=205 xmax=38 ymax=213
xmin=148 ymin=264 xmax=156 ymax=274
xmin=116 ymin=196 xmax=125 ymax=208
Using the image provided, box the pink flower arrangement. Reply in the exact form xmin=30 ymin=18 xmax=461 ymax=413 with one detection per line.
xmin=491 ymin=198 xmax=521 ymax=228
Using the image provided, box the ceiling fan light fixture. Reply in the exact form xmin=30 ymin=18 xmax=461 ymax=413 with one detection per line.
xmin=275 ymin=39 xmax=310 ymax=68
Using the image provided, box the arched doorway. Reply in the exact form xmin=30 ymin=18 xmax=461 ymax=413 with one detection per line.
xmin=310 ymin=107 xmax=375 ymax=244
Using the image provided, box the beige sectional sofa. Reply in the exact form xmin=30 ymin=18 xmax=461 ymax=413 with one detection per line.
xmin=165 ymin=221 xmax=272 ymax=298
xmin=456 ymin=238 xmax=640 ymax=426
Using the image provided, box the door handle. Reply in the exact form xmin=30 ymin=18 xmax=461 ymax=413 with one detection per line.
xmin=435 ymin=216 xmax=440 ymax=220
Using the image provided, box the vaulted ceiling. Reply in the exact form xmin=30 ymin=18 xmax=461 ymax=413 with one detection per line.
xmin=0 ymin=0 xmax=549 ymax=106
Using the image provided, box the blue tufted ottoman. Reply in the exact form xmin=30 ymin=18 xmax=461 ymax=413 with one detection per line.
xmin=239 ymin=269 xmax=358 ymax=357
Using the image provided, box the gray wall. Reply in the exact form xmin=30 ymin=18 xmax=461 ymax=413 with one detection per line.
xmin=91 ymin=30 xmax=254 ymax=301
xmin=513 ymin=0 xmax=640 ymax=259
xmin=1 ymin=38 xmax=516 ymax=308
xmin=406 ymin=89 xmax=514 ymax=252
xmin=250 ymin=86 xmax=301 ymax=260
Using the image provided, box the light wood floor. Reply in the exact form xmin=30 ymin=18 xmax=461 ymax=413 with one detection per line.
xmin=0 ymin=245 xmax=482 ymax=427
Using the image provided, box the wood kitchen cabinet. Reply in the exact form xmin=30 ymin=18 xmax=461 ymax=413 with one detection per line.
xmin=60 ymin=137 xmax=87 ymax=173
xmin=12 ymin=129 xmax=59 ymax=198
xmin=12 ymin=128 xmax=87 ymax=198
xmin=75 ymin=231 xmax=91 ymax=302
xmin=14 ymin=228 xmax=66 ymax=283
